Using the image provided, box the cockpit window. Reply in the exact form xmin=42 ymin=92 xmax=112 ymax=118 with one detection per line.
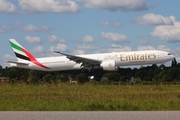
xmin=168 ymin=53 xmax=171 ymax=55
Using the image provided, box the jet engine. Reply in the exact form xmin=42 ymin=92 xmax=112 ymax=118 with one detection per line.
xmin=100 ymin=60 xmax=119 ymax=71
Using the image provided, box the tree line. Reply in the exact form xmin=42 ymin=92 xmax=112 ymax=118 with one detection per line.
xmin=1 ymin=58 xmax=180 ymax=85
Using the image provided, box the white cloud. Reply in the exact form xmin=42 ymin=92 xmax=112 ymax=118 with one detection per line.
xmin=3 ymin=54 xmax=16 ymax=60
xmin=32 ymin=45 xmax=45 ymax=53
xmin=83 ymin=0 xmax=148 ymax=11
xmin=48 ymin=35 xmax=58 ymax=42
xmin=74 ymin=44 xmax=102 ymax=54
xmin=138 ymin=38 xmax=150 ymax=44
xmin=137 ymin=46 xmax=155 ymax=51
xmin=73 ymin=50 xmax=85 ymax=55
xmin=0 ymin=25 xmax=11 ymax=33
xmin=49 ymin=43 xmax=68 ymax=51
xmin=19 ymin=24 xmax=50 ymax=32
xmin=47 ymin=35 xmax=66 ymax=43
xmin=2 ymin=54 xmax=16 ymax=67
xmin=173 ymin=47 xmax=180 ymax=63
xmin=107 ymin=46 xmax=132 ymax=52
xmin=157 ymin=45 xmax=171 ymax=52
xmin=0 ymin=0 xmax=17 ymax=13
xmin=41 ymin=26 xmax=49 ymax=31
xmin=0 ymin=23 xmax=50 ymax=33
xmin=137 ymin=45 xmax=171 ymax=52
xmin=76 ymin=43 xmax=131 ymax=54
xmin=100 ymin=21 xmax=110 ymax=26
xmin=100 ymin=21 xmax=120 ymax=27
xmin=111 ymin=44 xmax=122 ymax=48
xmin=77 ymin=44 xmax=97 ymax=50
xmin=135 ymin=13 xmax=174 ymax=25
xmin=102 ymin=32 xmax=128 ymax=42
xmin=23 ymin=24 xmax=39 ymax=31
xmin=24 ymin=36 xmax=41 ymax=43
xmin=138 ymin=36 xmax=151 ymax=44
xmin=83 ymin=35 xmax=94 ymax=43
xmin=18 ymin=0 xmax=80 ymax=13
xmin=175 ymin=57 xmax=180 ymax=63
xmin=150 ymin=16 xmax=180 ymax=42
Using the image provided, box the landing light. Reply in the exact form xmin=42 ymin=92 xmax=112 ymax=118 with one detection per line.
xmin=89 ymin=76 xmax=94 ymax=80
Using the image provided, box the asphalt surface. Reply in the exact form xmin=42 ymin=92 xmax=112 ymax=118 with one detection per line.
xmin=0 ymin=111 xmax=180 ymax=120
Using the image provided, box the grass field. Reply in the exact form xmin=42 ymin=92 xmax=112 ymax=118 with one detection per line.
xmin=0 ymin=83 xmax=180 ymax=111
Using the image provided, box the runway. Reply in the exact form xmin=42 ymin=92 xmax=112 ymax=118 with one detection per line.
xmin=0 ymin=111 xmax=180 ymax=120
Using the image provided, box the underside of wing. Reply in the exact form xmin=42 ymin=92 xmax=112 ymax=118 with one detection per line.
xmin=53 ymin=51 xmax=101 ymax=67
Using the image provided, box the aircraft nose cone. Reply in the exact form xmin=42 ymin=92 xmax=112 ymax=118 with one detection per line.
xmin=171 ymin=55 xmax=175 ymax=60
xmin=167 ymin=52 xmax=175 ymax=59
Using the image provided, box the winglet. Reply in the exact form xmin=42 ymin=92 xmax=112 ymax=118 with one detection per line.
xmin=53 ymin=51 xmax=61 ymax=54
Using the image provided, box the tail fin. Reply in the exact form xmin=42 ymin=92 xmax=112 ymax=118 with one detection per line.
xmin=9 ymin=39 xmax=50 ymax=69
xmin=9 ymin=39 xmax=34 ymax=62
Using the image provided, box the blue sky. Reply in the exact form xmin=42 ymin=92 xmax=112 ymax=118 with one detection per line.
xmin=1 ymin=0 xmax=180 ymax=67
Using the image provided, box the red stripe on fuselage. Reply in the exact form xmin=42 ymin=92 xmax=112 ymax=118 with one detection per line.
xmin=22 ymin=48 xmax=50 ymax=69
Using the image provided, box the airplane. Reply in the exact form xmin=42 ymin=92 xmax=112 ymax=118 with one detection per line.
xmin=7 ymin=39 xmax=174 ymax=72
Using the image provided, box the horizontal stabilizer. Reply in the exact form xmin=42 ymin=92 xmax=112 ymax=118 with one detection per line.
xmin=6 ymin=61 xmax=29 ymax=65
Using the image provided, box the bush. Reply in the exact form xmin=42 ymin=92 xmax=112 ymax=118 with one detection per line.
xmin=102 ymin=72 xmax=121 ymax=81
xmin=76 ymin=73 xmax=88 ymax=84
xmin=100 ymin=77 xmax=110 ymax=85
xmin=43 ymin=74 xmax=53 ymax=84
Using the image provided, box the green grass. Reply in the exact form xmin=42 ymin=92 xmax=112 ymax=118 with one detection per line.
xmin=0 ymin=83 xmax=180 ymax=111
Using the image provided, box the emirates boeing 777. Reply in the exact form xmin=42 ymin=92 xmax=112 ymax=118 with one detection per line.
xmin=7 ymin=39 xmax=174 ymax=71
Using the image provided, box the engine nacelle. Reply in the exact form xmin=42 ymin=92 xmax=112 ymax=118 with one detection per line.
xmin=100 ymin=60 xmax=118 ymax=71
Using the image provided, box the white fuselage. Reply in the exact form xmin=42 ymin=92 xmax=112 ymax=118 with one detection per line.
xmin=10 ymin=50 xmax=174 ymax=71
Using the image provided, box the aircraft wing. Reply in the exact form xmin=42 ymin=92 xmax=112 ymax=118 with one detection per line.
xmin=53 ymin=51 xmax=101 ymax=66
xmin=6 ymin=61 xmax=29 ymax=65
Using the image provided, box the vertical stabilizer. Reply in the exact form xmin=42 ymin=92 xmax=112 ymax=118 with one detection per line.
xmin=9 ymin=39 xmax=50 ymax=69
xmin=9 ymin=39 xmax=32 ymax=61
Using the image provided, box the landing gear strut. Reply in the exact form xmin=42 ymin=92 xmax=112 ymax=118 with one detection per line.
xmin=159 ymin=64 xmax=165 ymax=70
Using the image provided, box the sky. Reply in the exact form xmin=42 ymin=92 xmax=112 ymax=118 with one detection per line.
xmin=1 ymin=0 xmax=180 ymax=67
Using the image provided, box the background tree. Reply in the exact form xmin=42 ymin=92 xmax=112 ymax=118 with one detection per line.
xmin=54 ymin=73 xmax=64 ymax=82
xmin=76 ymin=73 xmax=88 ymax=84
xmin=102 ymin=72 xmax=121 ymax=82
xmin=144 ymin=69 xmax=153 ymax=81
xmin=60 ymin=74 xmax=69 ymax=83
xmin=171 ymin=58 xmax=177 ymax=67
xmin=43 ymin=73 xmax=53 ymax=84
xmin=2 ymin=61 xmax=180 ymax=85
xmin=28 ymin=70 xmax=41 ymax=85
xmin=100 ymin=77 xmax=110 ymax=85
xmin=0 ymin=65 xmax=3 ymax=77
xmin=135 ymin=67 xmax=146 ymax=80
xmin=167 ymin=67 xmax=180 ymax=82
